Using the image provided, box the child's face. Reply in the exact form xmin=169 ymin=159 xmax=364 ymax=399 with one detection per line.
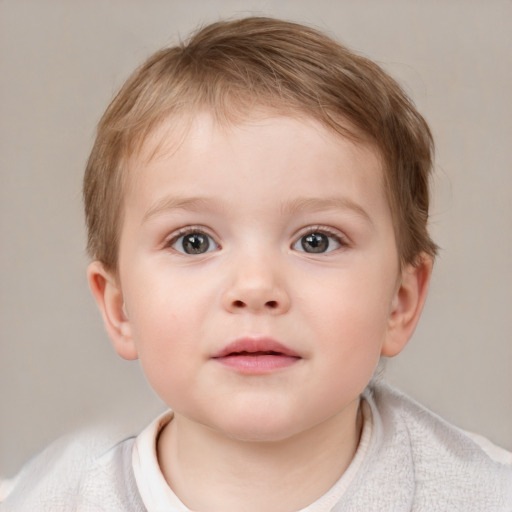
xmin=92 ymin=112 xmax=425 ymax=442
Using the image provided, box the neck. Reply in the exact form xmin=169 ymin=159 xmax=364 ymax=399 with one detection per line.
xmin=157 ymin=399 xmax=363 ymax=512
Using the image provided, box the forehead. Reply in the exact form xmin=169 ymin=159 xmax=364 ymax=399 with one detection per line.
xmin=119 ymin=112 xmax=393 ymax=249
xmin=127 ymin=109 xmax=384 ymax=191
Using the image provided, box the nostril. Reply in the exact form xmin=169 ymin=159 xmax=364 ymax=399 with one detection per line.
xmin=266 ymin=300 xmax=278 ymax=308
xmin=233 ymin=300 xmax=245 ymax=308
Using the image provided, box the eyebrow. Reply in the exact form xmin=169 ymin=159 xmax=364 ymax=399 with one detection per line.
xmin=281 ymin=197 xmax=373 ymax=225
xmin=142 ymin=196 xmax=221 ymax=223
xmin=142 ymin=195 xmax=373 ymax=225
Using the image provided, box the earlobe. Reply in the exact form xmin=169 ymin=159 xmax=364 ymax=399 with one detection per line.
xmin=87 ymin=261 xmax=138 ymax=360
xmin=381 ymin=254 xmax=433 ymax=357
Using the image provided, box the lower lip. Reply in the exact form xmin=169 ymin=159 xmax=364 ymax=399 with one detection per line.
xmin=213 ymin=354 xmax=300 ymax=374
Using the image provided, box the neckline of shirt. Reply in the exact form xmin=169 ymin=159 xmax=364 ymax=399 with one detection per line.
xmin=132 ymin=394 xmax=374 ymax=512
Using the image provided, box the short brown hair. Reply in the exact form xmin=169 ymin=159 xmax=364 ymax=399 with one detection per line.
xmin=84 ymin=16 xmax=437 ymax=271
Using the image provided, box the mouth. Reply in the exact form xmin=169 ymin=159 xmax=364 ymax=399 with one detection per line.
xmin=211 ymin=337 xmax=301 ymax=374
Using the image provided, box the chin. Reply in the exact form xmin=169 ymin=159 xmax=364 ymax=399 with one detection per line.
xmin=223 ymin=424 xmax=300 ymax=443
xmin=211 ymin=408 xmax=307 ymax=444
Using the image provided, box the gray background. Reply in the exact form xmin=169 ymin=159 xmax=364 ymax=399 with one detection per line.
xmin=1 ymin=0 xmax=511 ymax=476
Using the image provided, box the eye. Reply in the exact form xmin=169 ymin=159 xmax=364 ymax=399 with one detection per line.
xmin=171 ymin=231 xmax=218 ymax=255
xmin=293 ymin=231 xmax=343 ymax=254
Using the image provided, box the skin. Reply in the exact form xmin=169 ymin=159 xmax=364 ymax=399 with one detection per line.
xmin=89 ymin=112 xmax=432 ymax=512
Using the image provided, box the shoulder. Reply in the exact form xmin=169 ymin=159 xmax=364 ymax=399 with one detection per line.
xmin=371 ymin=382 xmax=512 ymax=464
xmin=368 ymin=382 xmax=512 ymax=509
xmin=0 ymin=425 xmax=144 ymax=512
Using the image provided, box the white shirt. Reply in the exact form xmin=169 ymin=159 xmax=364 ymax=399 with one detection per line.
xmin=2 ymin=383 xmax=511 ymax=511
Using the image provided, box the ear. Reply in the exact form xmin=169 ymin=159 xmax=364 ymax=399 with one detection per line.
xmin=381 ymin=254 xmax=433 ymax=358
xmin=87 ymin=261 xmax=138 ymax=360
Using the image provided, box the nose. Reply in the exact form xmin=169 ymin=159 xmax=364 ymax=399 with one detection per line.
xmin=222 ymin=255 xmax=291 ymax=315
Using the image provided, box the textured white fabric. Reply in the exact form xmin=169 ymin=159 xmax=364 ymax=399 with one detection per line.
xmin=0 ymin=425 xmax=145 ymax=511
xmin=332 ymin=385 xmax=512 ymax=511
xmin=1 ymin=382 xmax=511 ymax=511
xmin=0 ymin=476 xmax=18 ymax=503
xmin=464 ymin=430 xmax=512 ymax=465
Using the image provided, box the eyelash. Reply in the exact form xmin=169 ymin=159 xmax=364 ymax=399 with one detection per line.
xmin=292 ymin=226 xmax=349 ymax=254
xmin=164 ymin=226 xmax=219 ymax=255
xmin=163 ymin=225 xmax=348 ymax=255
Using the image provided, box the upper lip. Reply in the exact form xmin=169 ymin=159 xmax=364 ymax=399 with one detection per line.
xmin=212 ymin=337 xmax=301 ymax=358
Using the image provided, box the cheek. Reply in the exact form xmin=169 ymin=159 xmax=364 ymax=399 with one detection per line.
xmin=133 ymin=320 xmax=201 ymax=412
xmin=315 ymin=274 xmax=394 ymax=336
xmin=126 ymin=261 xmax=213 ymax=338
xmin=306 ymin=266 xmax=395 ymax=373
xmin=125 ymin=268 xmax=219 ymax=396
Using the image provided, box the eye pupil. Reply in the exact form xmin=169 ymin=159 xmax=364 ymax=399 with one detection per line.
xmin=301 ymin=233 xmax=328 ymax=253
xmin=182 ymin=233 xmax=210 ymax=254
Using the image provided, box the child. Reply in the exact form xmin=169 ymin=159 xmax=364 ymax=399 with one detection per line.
xmin=1 ymin=16 xmax=511 ymax=512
